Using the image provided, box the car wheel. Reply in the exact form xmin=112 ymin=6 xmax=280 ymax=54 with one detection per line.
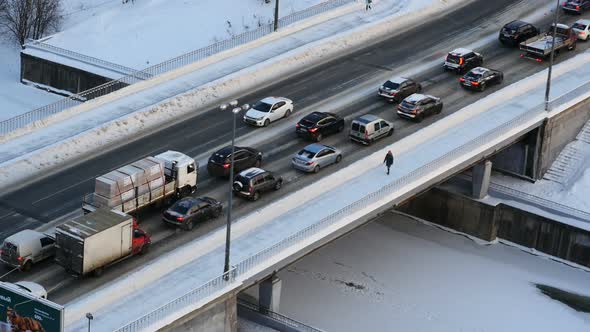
xmin=264 ymin=119 xmax=270 ymax=127
xmin=570 ymin=42 xmax=577 ymax=51
xmin=93 ymin=267 xmax=104 ymax=277
xmin=284 ymin=109 xmax=292 ymax=118
xmin=315 ymin=133 xmax=323 ymax=142
xmin=480 ymin=83 xmax=486 ymax=92
xmin=436 ymin=105 xmax=443 ymax=114
xmin=417 ymin=84 xmax=422 ymax=93
xmin=140 ymin=243 xmax=150 ymax=255
xmin=335 ymin=155 xmax=342 ymax=163
xmin=255 ymin=159 xmax=261 ymax=167
xmin=416 ymin=113 xmax=424 ymax=123
xmin=337 ymin=124 xmax=344 ymax=132
xmin=387 ymin=128 xmax=394 ymax=137
xmin=214 ymin=208 xmax=222 ymax=218
xmin=274 ymin=180 xmax=283 ymax=190
xmin=185 ymin=220 xmax=194 ymax=231
xmin=313 ymin=165 xmax=320 ymax=173
xmin=21 ymin=260 xmax=32 ymax=272
xmin=252 ymin=191 xmax=261 ymax=201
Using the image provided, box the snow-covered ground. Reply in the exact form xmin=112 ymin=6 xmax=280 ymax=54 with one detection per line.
xmin=41 ymin=0 xmax=329 ymax=70
xmin=63 ymin=49 xmax=590 ymax=331
xmin=278 ymin=212 xmax=590 ymax=331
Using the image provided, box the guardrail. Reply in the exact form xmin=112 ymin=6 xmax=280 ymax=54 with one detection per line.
xmin=112 ymin=75 xmax=590 ymax=332
xmin=24 ymin=40 xmax=150 ymax=79
xmin=0 ymin=0 xmax=356 ymax=137
xmin=238 ymin=299 xmax=326 ymax=332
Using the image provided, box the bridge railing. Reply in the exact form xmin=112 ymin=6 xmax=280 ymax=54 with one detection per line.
xmin=237 ymin=299 xmax=326 ymax=332
xmin=0 ymin=0 xmax=357 ymax=137
xmin=112 ymin=82 xmax=590 ymax=332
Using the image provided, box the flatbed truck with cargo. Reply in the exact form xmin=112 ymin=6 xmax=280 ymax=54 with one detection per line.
xmin=519 ymin=23 xmax=576 ymax=61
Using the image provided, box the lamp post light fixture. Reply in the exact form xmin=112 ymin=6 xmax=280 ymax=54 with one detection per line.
xmin=219 ymin=100 xmax=249 ymax=279
xmin=544 ymin=0 xmax=561 ymax=112
xmin=85 ymin=313 xmax=93 ymax=332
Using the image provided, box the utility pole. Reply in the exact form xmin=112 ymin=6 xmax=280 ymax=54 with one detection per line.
xmin=274 ymin=0 xmax=280 ymax=32
xmin=544 ymin=0 xmax=561 ymax=112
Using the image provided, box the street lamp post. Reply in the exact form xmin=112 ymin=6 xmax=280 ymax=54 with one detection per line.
xmin=545 ymin=0 xmax=561 ymax=112
xmin=85 ymin=313 xmax=93 ymax=332
xmin=220 ymin=100 xmax=249 ymax=279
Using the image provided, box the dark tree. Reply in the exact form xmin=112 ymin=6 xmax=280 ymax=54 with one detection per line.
xmin=0 ymin=0 xmax=62 ymax=47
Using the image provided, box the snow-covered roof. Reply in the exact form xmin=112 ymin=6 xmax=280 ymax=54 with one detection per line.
xmin=470 ymin=67 xmax=490 ymax=75
xmin=260 ymin=96 xmax=291 ymax=105
xmin=387 ymin=76 xmax=408 ymax=84
xmin=4 ymin=229 xmax=45 ymax=243
xmin=304 ymin=143 xmax=328 ymax=153
xmin=154 ymin=151 xmax=194 ymax=167
xmin=355 ymin=114 xmax=381 ymax=123
xmin=574 ymin=19 xmax=590 ymax=27
xmin=450 ymin=48 xmax=473 ymax=56
xmin=238 ymin=167 xmax=266 ymax=178
xmin=405 ymin=93 xmax=427 ymax=103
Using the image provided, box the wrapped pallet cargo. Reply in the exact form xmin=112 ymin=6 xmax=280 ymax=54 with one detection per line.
xmin=82 ymin=151 xmax=198 ymax=214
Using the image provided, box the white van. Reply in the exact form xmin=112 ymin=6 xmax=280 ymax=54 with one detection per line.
xmin=349 ymin=114 xmax=394 ymax=145
xmin=2 ymin=281 xmax=48 ymax=299
xmin=0 ymin=230 xmax=55 ymax=271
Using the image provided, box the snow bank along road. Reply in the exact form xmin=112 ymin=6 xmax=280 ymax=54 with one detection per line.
xmin=64 ymin=28 xmax=590 ymax=332
xmin=0 ymin=0 xmax=577 ymax=307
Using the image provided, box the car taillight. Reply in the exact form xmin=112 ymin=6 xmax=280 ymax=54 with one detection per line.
xmin=411 ymin=109 xmax=417 ymax=114
xmin=17 ymin=256 xmax=23 ymax=262
xmin=309 ymin=127 xmax=318 ymax=133
xmin=519 ymin=54 xmax=524 ymax=58
xmin=576 ymin=5 xmax=580 ymax=10
xmin=249 ymin=186 xmax=254 ymax=193
xmin=536 ymin=58 xmax=542 ymax=63
xmin=390 ymin=91 xmax=396 ymax=96
xmin=223 ymin=163 xmax=230 ymax=169
xmin=176 ymin=217 xmax=184 ymax=222
xmin=459 ymin=57 xmax=464 ymax=65
xmin=296 ymin=123 xmax=300 ymax=129
xmin=364 ymin=130 xmax=369 ymax=139
xmin=471 ymin=82 xmax=479 ymax=86
xmin=306 ymin=161 xmax=315 ymax=166
xmin=459 ymin=77 xmax=465 ymax=82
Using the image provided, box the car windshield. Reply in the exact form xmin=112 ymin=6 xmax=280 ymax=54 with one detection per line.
xmin=502 ymin=27 xmax=516 ymax=34
xmin=382 ymin=81 xmax=400 ymax=89
xmin=446 ymin=54 xmax=461 ymax=64
xmin=573 ymin=23 xmax=587 ymax=30
xmin=465 ymin=72 xmax=482 ymax=80
xmin=171 ymin=200 xmax=192 ymax=214
xmin=253 ymin=101 xmax=273 ymax=113
xmin=298 ymin=149 xmax=316 ymax=159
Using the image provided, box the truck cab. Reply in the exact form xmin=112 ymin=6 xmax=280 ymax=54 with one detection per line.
xmin=154 ymin=150 xmax=198 ymax=196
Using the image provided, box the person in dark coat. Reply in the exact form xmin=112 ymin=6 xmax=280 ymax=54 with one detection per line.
xmin=384 ymin=150 xmax=394 ymax=175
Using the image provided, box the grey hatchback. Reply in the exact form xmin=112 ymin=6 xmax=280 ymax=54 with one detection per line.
xmin=291 ymin=143 xmax=342 ymax=173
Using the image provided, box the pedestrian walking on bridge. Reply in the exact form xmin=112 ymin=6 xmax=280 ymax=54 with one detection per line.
xmin=384 ymin=150 xmax=394 ymax=175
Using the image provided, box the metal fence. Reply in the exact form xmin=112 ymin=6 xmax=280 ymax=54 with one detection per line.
xmin=113 ymin=77 xmax=590 ymax=332
xmin=0 ymin=0 xmax=357 ymax=137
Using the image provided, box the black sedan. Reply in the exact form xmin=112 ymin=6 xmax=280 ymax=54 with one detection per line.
xmin=162 ymin=197 xmax=222 ymax=230
xmin=296 ymin=112 xmax=345 ymax=142
xmin=207 ymin=146 xmax=262 ymax=177
xmin=563 ymin=0 xmax=590 ymax=14
xmin=459 ymin=67 xmax=503 ymax=92
xmin=498 ymin=20 xmax=539 ymax=46
xmin=377 ymin=77 xmax=422 ymax=103
xmin=397 ymin=94 xmax=443 ymax=122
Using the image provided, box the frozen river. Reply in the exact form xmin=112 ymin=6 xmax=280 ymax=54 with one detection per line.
xmin=277 ymin=211 xmax=590 ymax=331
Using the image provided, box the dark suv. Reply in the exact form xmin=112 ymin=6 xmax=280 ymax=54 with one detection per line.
xmin=563 ymin=0 xmax=590 ymax=14
xmin=443 ymin=48 xmax=483 ymax=74
xmin=233 ymin=168 xmax=283 ymax=201
xmin=296 ymin=112 xmax=345 ymax=141
xmin=499 ymin=21 xmax=539 ymax=46
xmin=207 ymin=146 xmax=262 ymax=177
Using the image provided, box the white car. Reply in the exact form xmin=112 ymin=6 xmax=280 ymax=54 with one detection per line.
xmin=243 ymin=97 xmax=293 ymax=127
xmin=2 ymin=281 xmax=48 ymax=299
xmin=572 ymin=19 xmax=590 ymax=41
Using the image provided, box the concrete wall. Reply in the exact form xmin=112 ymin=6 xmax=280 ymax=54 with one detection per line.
xmin=158 ymin=292 xmax=237 ymax=332
xmin=398 ymin=187 xmax=590 ymax=268
xmin=491 ymin=128 xmax=540 ymax=179
xmin=536 ymin=98 xmax=590 ymax=179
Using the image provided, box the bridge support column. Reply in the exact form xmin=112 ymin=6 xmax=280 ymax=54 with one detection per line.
xmin=259 ymin=274 xmax=282 ymax=313
xmin=472 ymin=160 xmax=492 ymax=199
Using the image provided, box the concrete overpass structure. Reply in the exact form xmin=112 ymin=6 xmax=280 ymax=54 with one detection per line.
xmin=64 ymin=53 xmax=590 ymax=331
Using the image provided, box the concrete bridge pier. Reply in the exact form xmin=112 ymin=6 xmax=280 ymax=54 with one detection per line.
xmin=472 ymin=160 xmax=492 ymax=199
xmin=259 ymin=274 xmax=282 ymax=313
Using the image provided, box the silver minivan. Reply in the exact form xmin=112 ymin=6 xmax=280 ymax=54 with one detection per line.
xmin=349 ymin=114 xmax=394 ymax=145
xmin=0 ymin=230 xmax=55 ymax=271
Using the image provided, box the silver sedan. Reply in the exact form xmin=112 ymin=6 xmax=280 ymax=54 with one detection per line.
xmin=291 ymin=143 xmax=342 ymax=173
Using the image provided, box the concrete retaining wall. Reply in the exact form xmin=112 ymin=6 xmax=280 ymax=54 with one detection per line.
xmin=536 ymin=98 xmax=590 ymax=179
xmin=158 ymin=293 xmax=237 ymax=332
xmin=398 ymin=187 xmax=590 ymax=268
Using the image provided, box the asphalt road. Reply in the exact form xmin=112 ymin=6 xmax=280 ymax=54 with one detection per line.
xmin=0 ymin=0 xmax=587 ymax=305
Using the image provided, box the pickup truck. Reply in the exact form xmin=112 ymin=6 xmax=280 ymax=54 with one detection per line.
xmin=519 ymin=23 xmax=577 ymax=62
xmin=55 ymin=208 xmax=151 ymax=277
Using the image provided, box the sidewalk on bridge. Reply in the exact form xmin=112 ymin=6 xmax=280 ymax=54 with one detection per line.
xmin=64 ymin=50 xmax=590 ymax=331
xmin=0 ymin=0 xmax=453 ymax=190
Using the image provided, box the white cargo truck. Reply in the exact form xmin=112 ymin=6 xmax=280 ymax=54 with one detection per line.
xmin=82 ymin=150 xmax=198 ymax=214
xmin=54 ymin=208 xmax=151 ymax=277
